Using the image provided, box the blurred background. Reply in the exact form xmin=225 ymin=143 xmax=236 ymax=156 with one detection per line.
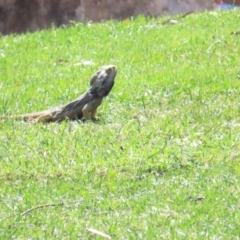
xmin=0 ymin=0 xmax=239 ymax=35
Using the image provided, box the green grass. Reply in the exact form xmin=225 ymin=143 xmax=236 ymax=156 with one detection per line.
xmin=0 ymin=9 xmax=240 ymax=239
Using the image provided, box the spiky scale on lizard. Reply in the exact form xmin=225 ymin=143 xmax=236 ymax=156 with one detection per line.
xmin=0 ymin=65 xmax=117 ymax=123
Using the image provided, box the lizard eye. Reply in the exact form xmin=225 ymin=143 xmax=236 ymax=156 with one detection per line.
xmin=106 ymin=68 xmax=112 ymax=73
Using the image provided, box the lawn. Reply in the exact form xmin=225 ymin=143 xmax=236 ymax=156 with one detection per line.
xmin=0 ymin=9 xmax=240 ymax=239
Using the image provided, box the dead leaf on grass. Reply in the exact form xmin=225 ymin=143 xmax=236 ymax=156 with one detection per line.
xmin=231 ymin=31 xmax=240 ymax=35
xmin=195 ymin=196 xmax=205 ymax=202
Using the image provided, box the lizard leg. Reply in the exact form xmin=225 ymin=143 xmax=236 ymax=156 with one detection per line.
xmin=82 ymin=98 xmax=103 ymax=121
xmin=90 ymin=107 xmax=98 ymax=121
xmin=91 ymin=98 xmax=103 ymax=120
xmin=34 ymin=114 xmax=53 ymax=123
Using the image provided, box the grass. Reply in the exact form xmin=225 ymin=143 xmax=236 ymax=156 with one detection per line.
xmin=0 ymin=9 xmax=240 ymax=239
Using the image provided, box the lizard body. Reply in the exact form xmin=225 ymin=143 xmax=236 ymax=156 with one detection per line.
xmin=0 ymin=65 xmax=117 ymax=123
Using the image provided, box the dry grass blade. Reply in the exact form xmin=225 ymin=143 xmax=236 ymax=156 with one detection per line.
xmin=21 ymin=202 xmax=64 ymax=216
xmin=21 ymin=200 xmax=81 ymax=216
xmin=86 ymin=228 xmax=112 ymax=239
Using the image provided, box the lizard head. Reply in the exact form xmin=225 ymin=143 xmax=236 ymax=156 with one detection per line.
xmin=89 ymin=65 xmax=117 ymax=97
